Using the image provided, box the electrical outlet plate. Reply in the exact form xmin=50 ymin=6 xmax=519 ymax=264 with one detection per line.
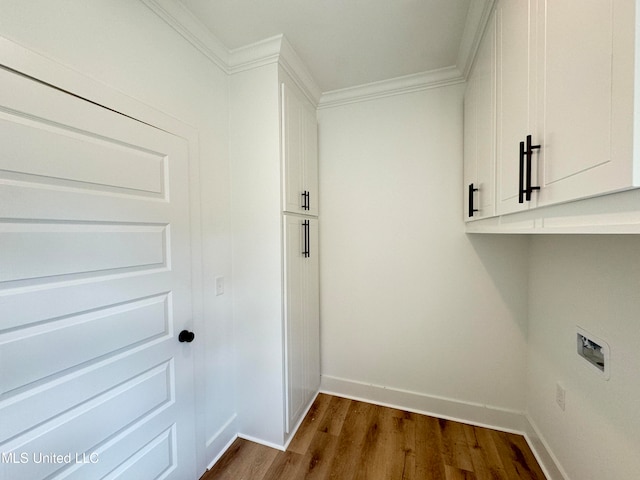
xmin=577 ymin=326 xmax=610 ymax=380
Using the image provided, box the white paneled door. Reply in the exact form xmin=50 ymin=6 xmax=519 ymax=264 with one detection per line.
xmin=0 ymin=66 xmax=196 ymax=479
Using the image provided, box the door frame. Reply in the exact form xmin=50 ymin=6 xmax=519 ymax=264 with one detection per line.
xmin=0 ymin=36 xmax=208 ymax=475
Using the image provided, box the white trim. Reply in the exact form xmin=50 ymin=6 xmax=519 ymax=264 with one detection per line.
xmin=228 ymin=34 xmax=322 ymax=106
xmin=140 ymin=0 xmax=229 ymax=72
xmin=228 ymin=34 xmax=282 ymax=74
xmin=318 ymin=67 xmax=465 ymax=109
xmin=205 ymin=434 xmax=238 ymax=471
xmin=143 ymin=1 xmax=323 ymax=106
xmin=203 ymin=414 xmax=240 ymax=473
xmin=456 ymin=0 xmax=496 ymax=79
xmin=237 ymin=434 xmax=287 ymax=452
xmin=523 ymin=415 xmax=570 ymax=480
xmin=141 ymin=0 xmax=506 ymax=108
xmin=205 ymin=413 xmax=239 ymax=449
xmin=278 ymin=36 xmax=322 ymax=105
xmin=321 ymin=375 xmax=525 ymax=433
xmin=283 ymin=390 xmax=320 ymax=449
xmin=141 ymin=1 xmax=480 ymax=108
xmin=233 ymin=390 xmax=319 ymax=452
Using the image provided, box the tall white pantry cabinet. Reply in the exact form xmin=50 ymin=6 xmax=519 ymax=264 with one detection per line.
xmin=465 ymin=0 xmax=640 ymax=231
xmin=230 ymin=60 xmax=320 ymax=448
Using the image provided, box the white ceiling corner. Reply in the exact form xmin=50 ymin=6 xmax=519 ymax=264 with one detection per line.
xmin=145 ymin=0 xmax=491 ymax=104
xmin=456 ymin=0 xmax=496 ymax=78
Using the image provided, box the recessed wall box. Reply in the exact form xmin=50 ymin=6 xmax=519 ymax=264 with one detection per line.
xmin=577 ymin=327 xmax=610 ymax=380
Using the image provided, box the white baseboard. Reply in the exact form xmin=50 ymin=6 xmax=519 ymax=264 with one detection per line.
xmin=236 ymin=433 xmax=286 ymax=452
xmin=283 ymin=390 xmax=320 ymax=450
xmin=204 ymin=414 xmax=240 ymax=470
xmin=321 ymin=375 xmax=526 ymax=432
xmin=523 ymin=414 xmax=570 ymax=480
xmin=236 ymin=390 xmax=320 ymax=452
xmin=321 ymin=374 xmax=565 ymax=480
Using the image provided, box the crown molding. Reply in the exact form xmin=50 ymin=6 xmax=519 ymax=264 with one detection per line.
xmin=143 ymin=0 xmax=477 ymax=108
xmin=228 ymin=34 xmax=321 ymax=106
xmin=141 ymin=0 xmax=229 ymax=72
xmin=318 ymin=66 xmax=465 ymax=109
xmin=456 ymin=0 xmax=496 ymax=79
xmin=278 ymin=36 xmax=322 ymax=105
xmin=143 ymin=2 xmax=321 ymax=105
xmin=227 ymin=34 xmax=282 ymax=73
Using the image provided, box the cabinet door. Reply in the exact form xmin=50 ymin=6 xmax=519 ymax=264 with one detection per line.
xmin=303 ymin=218 xmax=320 ymax=399
xmin=282 ymin=83 xmax=318 ymax=216
xmin=496 ymin=0 xmax=536 ymax=215
xmin=302 ymin=102 xmax=319 ymax=216
xmin=283 ymin=215 xmax=305 ymax=433
xmin=536 ymin=0 xmax=636 ymax=206
xmin=464 ymin=10 xmax=496 ymax=221
xmin=283 ymin=215 xmax=319 ymax=433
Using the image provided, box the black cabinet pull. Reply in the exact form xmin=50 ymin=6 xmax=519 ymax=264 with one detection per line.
xmin=518 ymin=140 xmax=525 ymax=203
xmin=301 ymin=191 xmax=310 ymax=210
xmin=519 ymin=135 xmax=541 ymax=203
xmin=468 ymin=183 xmax=479 ymax=218
xmin=525 ymin=134 xmax=540 ymax=201
xmin=302 ymin=220 xmax=310 ymax=258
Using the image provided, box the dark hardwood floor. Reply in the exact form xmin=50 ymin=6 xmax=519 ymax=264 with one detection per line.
xmin=200 ymin=393 xmax=546 ymax=480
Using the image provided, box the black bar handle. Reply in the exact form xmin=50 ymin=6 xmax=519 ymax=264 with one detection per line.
xmin=302 ymin=220 xmax=310 ymax=258
xmin=518 ymin=141 xmax=525 ymax=203
xmin=301 ymin=190 xmax=310 ymax=210
xmin=525 ymin=134 xmax=540 ymax=201
xmin=468 ymin=183 xmax=479 ymax=218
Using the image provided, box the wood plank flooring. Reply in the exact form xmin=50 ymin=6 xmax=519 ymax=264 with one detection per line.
xmin=200 ymin=394 xmax=546 ymax=480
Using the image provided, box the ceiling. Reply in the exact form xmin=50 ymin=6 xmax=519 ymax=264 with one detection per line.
xmin=179 ymin=0 xmax=474 ymax=93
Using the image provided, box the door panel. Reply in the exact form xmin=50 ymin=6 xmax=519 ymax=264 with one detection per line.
xmin=0 ymin=66 xmax=195 ymax=479
xmin=0 ymin=223 xmax=166 ymax=282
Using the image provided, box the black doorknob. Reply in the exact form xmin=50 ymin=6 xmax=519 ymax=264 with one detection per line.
xmin=178 ymin=330 xmax=195 ymax=343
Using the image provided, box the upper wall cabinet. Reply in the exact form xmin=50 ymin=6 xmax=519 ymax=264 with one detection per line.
xmin=282 ymin=81 xmax=319 ymax=216
xmin=464 ymin=9 xmax=496 ymax=221
xmin=495 ymin=0 xmax=536 ymax=215
xmin=534 ymin=0 xmax=635 ymax=207
xmin=466 ymin=0 xmax=640 ymax=227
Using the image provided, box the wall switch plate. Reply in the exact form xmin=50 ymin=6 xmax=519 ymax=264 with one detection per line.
xmin=215 ymin=276 xmax=224 ymax=296
xmin=556 ymin=382 xmax=566 ymax=411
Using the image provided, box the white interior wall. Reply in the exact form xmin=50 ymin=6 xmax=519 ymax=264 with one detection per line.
xmin=318 ymin=85 xmax=531 ymax=419
xmin=527 ymin=235 xmax=640 ymax=479
xmin=0 ymin=0 xmax=236 ymax=471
